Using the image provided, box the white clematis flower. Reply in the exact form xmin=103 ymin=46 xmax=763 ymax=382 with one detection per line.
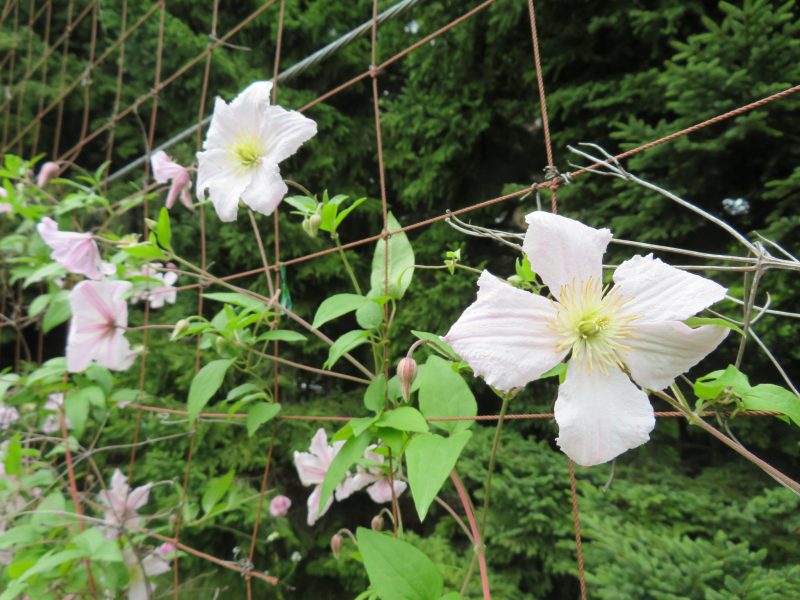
xmin=196 ymin=81 xmax=317 ymax=222
xmin=444 ymin=211 xmax=729 ymax=466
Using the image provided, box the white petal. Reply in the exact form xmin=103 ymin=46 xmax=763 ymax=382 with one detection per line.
xmin=555 ymin=360 xmax=655 ymax=466
xmin=443 ymin=271 xmax=567 ymax=392
xmin=260 ymin=105 xmax=317 ymax=165
xmin=623 ymin=321 xmax=729 ymax=390
xmin=366 ymin=479 xmax=407 ymax=504
xmin=240 ymin=162 xmax=288 ymax=217
xmin=196 ymin=148 xmax=251 ymax=222
xmin=306 ymin=485 xmax=334 ymax=526
xmin=523 ymin=211 xmax=612 ymax=297
xmin=150 ymin=150 xmax=184 ymax=183
xmin=230 ymin=81 xmax=273 ymax=112
xmin=337 ymin=472 xmax=375 ymax=500
xmin=203 ymin=98 xmax=242 ymax=150
xmin=309 ymin=428 xmax=329 ymax=458
xmin=294 ymin=451 xmax=326 ymax=486
xmin=613 ymin=254 xmax=727 ymax=321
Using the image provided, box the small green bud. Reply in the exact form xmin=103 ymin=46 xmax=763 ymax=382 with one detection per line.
xmin=302 ymin=213 xmax=322 ymax=238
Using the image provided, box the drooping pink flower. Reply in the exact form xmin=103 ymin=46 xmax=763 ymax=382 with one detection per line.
xmin=338 ymin=447 xmax=407 ymax=504
xmin=67 ymin=280 xmax=135 ymax=372
xmin=150 ymin=151 xmax=193 ymax=211
xmin=444 ymin=211 xmax=729 ymax=467
xmin=123 ymin=543 xmax=173 ymax=600
xmin=99 ymin=469 xmax=152 ymax=535
xmin=0 ymin=190 xmax=12 ymax=213
xmin=36 ymin=161 xmax=60 ymax=187
xmin=196 ymin=81 xmax=317 ymax=222
xmin=0 ymin=404 xmax=19 ymax=430
xmin=40 ymin=393 xmax=71 ymax=434
xmin=293 ymin=428 xmax=350 ymax=526
xmin=130 ymin=263 xmax=178 ymax=309
xmin=37 ymin=217 xmax=115 ymax=280
xmin=269 ymin=494 xmax=292 ymax=517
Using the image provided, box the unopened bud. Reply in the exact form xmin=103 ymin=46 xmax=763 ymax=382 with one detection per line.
xmin=36 ymin=161 xmax=60 ymax=187
xmin=397 ymin=357 xmax=417 ymax=402
xmin=170 ymin=319 xmax=190 ymax=340
xmin=330 ymin=533 xmax=343 ymax=560
xmin=506 ymin=275 xmax=525 ymax=288
xmin=371 ymin=515 xmax=384 ymax=531
xmin=302 ymin=213 xmax=322 ymax=238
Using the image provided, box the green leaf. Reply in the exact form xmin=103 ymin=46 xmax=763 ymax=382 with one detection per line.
xmin=318 ymin=430 xmax=371 ymax=515
xmin=283 ymin=195 xmax=317 ymax=214
xmin=28 ymin=295 xmax=51 ymax=319
xmin=418 ymin=356 xmax=476 ymax=434
xmin=201 ymin=470 xmax=235 ymax=515
xmin=334 ymin=196 xmax=367 ymax=228
xmin=320 ymin=201 xmax=338 ymax=232
xmin=684 ymin=316 xmax=744 ymax=336
xmin=351 ymin=414 xmax=380 ymax=437
xmin=73 ymin=528 xmax=123 ymax=562
xmin=203 ymin=292 xmax=266 ymax=312
xmin=364 ymin=374 xmax=387 ymax=412
xmin=246 ymin=402 xmax=281 ymax=436
xmin=742 ymin=384 xmax=800 ymax=427
xmin=256 ymin=330 xmax=307 ymax=343
xmin=324 ymin=329 xmax=370 ymax=369
xmin=187 ymin=359 xmax=235 ymax=421
xmin=376 ymin=406 xmax=429 ymax=433
xmin=156 ymin=206 xmax=172 ymax=250
xmin=356 ymin=528 xmax=443 ymax=600
xmin=4 ymin=435 xmax=23 ymax=476
xmin=312 ymin=293 xmax=367 ymax=329
xmin=406 ymin=431 xmax=472 ymax=521
xmin=371 ymin=212 xmax=415 ymax=299
xmin=356 ymin=296 xmax=384 ymax=330
xmin=23 ymin=262 xmax=65 ymax=288
xmin=538 ymin=362 xmax=566 ymax=383
xmin=65 ymin=386 xmax=103 ymax=438
xmin=0 ymin=374 xmax=19 ymax=401
xmin=42 ymin=291 xmax=71 ymax=333
xmin=694 ymin=365 xmax=751 ymax=400
xmin=123 ymin=243 xmax=166 ymax=260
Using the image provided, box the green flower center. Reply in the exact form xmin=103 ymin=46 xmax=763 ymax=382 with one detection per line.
xmin=233 ymin=141 xmax=263 ymax=167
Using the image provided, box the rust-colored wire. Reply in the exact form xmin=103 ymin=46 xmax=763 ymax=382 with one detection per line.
xmin=568 ymin=459 xmax=587 ymax=600
xmin=13 ymin=0 xmax=38 ymax=155
xmin=30 ymin=0 xmax=52 ymax=156
xmin=51 ymin=0 xmax=74 ymax=157
xmin=51 ymin=0 xmax=279 ymax=163
xmin=104 ymin=0 xmax=129 ymax=176
xmin=1 ymin=0 xmax=19 ymax=149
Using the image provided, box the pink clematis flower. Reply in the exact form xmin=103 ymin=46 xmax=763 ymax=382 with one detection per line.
xmin=40 ymin=393 xmax=71 ymax=434
xmin=123 ymin=543 xmax=174 ymax=600
xmin=67 ymin=280 xmax=136 ymax=372
xmin=196 ymin=81 xmax=317 ymax=222
xmin=444 ymin=211 xmax=729 ymax=467
xmin=269 ymin=494 xmax=292 ymax=517
xmin=99 ymin=469 xmax=153 ymax=535
xmin=131 ymin=263 xmax=178 ymax=309
xmin=0 ymin=188 xmax=11 ymax=213
xmin=0 ymin=404 xmax=19 ymax=430
xmin=37 ymin=217 xmax=115 ymax=280
xmin=339 ymin=447 xmax=407 ymax=504
xmin=150 ymin=151 xmax=193 ymax=211
xmin=293 ymin=428 xmax=350 ymax=526
xmin=36 ymin=161 xmax=60 ymax=187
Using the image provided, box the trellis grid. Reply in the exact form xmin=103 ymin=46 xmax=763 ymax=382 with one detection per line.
xmin=1 ymin=0 xmax=799 ymax=598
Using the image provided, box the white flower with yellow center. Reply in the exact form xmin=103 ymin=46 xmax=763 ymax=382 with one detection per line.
xmin=196 ymin=81 xmax=317 ymax=222
xmin=444 ymin=211 xmax=729 ymax=466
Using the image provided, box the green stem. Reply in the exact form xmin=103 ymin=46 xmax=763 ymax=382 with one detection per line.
xmin=479 ymin=391 xmax=512 ymax=536
xmin=333 ymin=232 xmax=362 ymax=294
xmin=285 ymin=179 xmax=314 ymax=198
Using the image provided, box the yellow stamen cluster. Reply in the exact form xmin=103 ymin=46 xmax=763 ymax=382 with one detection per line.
xmin=549 ymin=277 xmax=636 ymax=373
xmin=232 ymin=138 xmax=263 ymax=168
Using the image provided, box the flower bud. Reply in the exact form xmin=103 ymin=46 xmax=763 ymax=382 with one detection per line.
xmin=371 ymin=515 xmax=384 ymax=531
xmin=170 ymin=319 xmax=190 ymax=341
xmin=397 ymin=357 xmax=417 ymax=402
xmin=330 ymin=533 xmax=343 ymax=560
xmin=302 ymin=213 xmax=322 ymax=238
xmin=36 ymin=161 xmax=60 ymax=188
xmin=269 ymin=494 xmax=292 ymax=517
xmin=506 ymin=274 xmax=525 ymax=288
